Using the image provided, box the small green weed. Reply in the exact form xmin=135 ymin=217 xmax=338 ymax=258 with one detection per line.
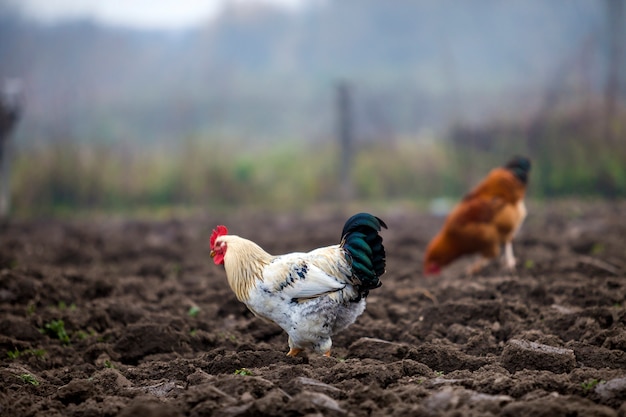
xmin=434 ymin=371 xmax=444 ymax=377
xmin=41 ymin=320 xmax=71 ymax=344
xmin=26 ymin=303 xmax=36 ymax=316
xmin=75 ymin=330 xmax=89 ymax=340
xmin=170 ymin=263 xmax=182 ymax=277
xmin=7 ymin=349 xmax=20 ymax=359
xmin=29 ymin=348 xmax=47 ymax=358
xmin=104 ymin=360 xmax=115 ymax=369
xmin=57 ymin=301 xmax=77 ymax=311
xmin=75 ymin=328 xmax=97 ymax=340
xmin=218 ymin=332 xmax=236 ymax=342
xmin=19 ymin=374 xmax=39 ymax=386
xmin=591 ymin=243 xmax=605 ymax=255
xmin=581 ymin=379 xmax=604 ymax=391
xmin=524 ymin=259 xmax=535 ymax=269
xmin=7 ymin=348 xmax=47 ymax=360
xmin=234 ymin=368 xmax=253 ymax=376
xmin=188 ymin=306 xmax=201 ymax=317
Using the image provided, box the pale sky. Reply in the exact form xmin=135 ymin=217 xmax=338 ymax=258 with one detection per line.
xmin=5 ymin=0 xmax=308 ymax=30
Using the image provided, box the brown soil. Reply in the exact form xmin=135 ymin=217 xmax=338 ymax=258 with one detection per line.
xmin=1 ymin=200 xmax=626 ymax=417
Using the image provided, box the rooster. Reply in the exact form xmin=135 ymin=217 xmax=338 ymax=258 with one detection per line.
xmin=424 ymin=156 xmax=531 ymax=275
xmin=210 ymin=213 xmax=387 ymax=357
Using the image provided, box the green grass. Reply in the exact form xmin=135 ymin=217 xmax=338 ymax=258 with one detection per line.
xmin=8 ymin=138 xmax=465 ymax=216
xmin=9 ymin=110 xmax=626 ymax=217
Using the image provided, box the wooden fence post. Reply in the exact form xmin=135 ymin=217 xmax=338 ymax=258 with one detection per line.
xmin=336 ymin=81 xmax=354 ymax=201
xmin=0 ymin=79 xmax=22 ymax=219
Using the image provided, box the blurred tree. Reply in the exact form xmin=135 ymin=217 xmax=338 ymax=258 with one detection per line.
xmin=605 ymin=0 xmax=625 ymax=142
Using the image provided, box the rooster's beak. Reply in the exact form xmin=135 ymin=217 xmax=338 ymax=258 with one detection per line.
xmin=210 ymin=250 xmax=216 ymax=258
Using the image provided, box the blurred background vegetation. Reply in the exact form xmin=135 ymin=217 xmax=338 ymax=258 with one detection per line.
xmin=0 ymin=0 xmax=625 ymax=217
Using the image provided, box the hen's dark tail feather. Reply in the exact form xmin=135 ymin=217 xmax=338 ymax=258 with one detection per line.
xmin=504 ymin=155 xmax=531 ymax=185
xmin=340 ymin=213 xmax=387 ymax=292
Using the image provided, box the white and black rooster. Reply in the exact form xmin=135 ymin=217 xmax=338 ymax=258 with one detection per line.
xmin=210 ymin=213 xmax=387 ymax=357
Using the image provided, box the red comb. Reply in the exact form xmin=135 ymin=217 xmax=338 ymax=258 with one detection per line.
xmin=210 ymin=225 xmax=228 ymax=248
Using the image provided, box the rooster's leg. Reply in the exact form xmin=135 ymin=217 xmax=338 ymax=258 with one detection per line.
xmin=286 ymin=347 xmax=303 ymax=357
xmin=323 ymin=350 xmax=331 ymax=357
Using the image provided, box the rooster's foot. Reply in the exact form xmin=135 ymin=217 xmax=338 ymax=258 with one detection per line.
xmin=286 ymin=348 xmax=303 ymax=357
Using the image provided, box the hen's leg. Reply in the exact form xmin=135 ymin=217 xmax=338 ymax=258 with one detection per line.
xmin=503 ymin=241 xmax=516 ymax=269
xmin=323 ymin=350 xmax=331 ymax=357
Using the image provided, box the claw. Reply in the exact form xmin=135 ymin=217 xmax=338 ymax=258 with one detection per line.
xmin=286 ymin=347 xmax=303 ymax=357
xmin=417 ymin=288 xmax=438 ymax=304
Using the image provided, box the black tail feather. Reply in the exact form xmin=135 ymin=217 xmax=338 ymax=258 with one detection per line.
xmin=504 ymin=155 xmax=531 ymax=184
xmin=341 ymin=213 xmax=387 ymax=292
